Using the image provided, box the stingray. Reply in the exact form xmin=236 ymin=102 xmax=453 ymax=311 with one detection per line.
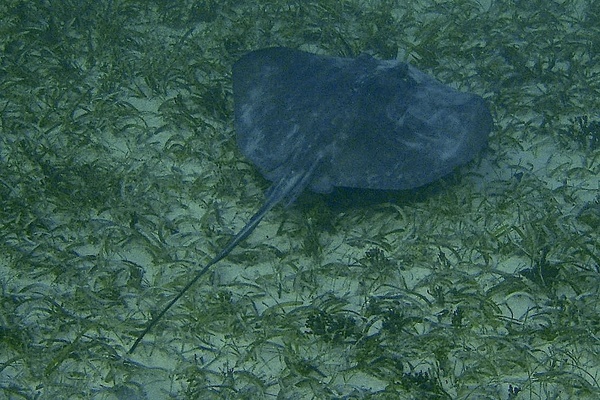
xmin=128 ymin=47 xmax=492 ymax=353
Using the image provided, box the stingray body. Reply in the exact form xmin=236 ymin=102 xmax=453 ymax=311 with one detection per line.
xmin=128 ymin=47 xmax=492 ymax=353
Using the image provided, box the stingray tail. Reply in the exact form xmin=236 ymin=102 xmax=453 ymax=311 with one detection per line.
xmin=127 ymin=162 xmax=319 ymax=354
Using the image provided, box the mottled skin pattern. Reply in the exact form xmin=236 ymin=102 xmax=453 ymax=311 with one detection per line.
xmin=234 ymin=47 xmax=491 ymax=195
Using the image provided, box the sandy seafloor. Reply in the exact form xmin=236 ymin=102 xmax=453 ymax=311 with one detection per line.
xmin=1 ymin=0 xmax=599 ymax=399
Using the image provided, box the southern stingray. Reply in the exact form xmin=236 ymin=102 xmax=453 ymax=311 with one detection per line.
xmin=128 ymin=47 xmax=492 ymax=353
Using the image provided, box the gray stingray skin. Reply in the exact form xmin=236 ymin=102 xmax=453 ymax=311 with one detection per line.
xmin=128 ymin=47 xmax=492 ymax=353
xmin=234 ymin=47 xmax=492 ymax=197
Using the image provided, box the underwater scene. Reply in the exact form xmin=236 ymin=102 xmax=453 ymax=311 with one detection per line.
xmin=1 ymin=0 xmax=599 ymax=398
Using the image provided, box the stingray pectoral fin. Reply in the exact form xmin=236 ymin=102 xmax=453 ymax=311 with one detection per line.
xmin=234 ymin=47 xmax=491 ymax=192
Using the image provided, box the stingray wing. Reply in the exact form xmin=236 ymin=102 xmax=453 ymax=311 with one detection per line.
xmin=233 ymin=47 xmax=492 ymax=193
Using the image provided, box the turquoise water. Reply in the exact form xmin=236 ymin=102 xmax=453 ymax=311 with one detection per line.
xmin=0 ymin=0 xmax=598 ymax=398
